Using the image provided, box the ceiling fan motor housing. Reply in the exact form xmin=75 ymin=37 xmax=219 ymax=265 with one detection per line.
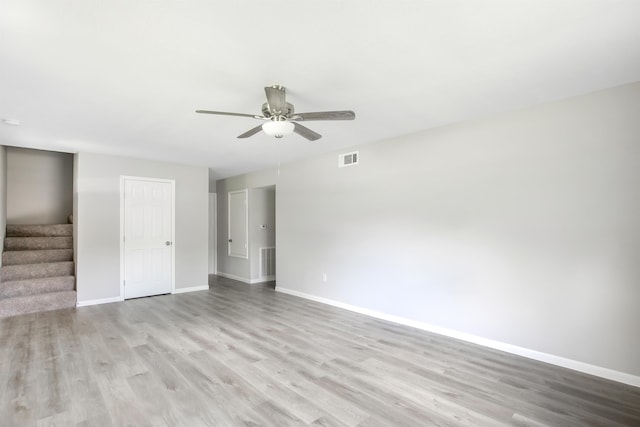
xmin=262 ymin=102 xmax=294 ymax=119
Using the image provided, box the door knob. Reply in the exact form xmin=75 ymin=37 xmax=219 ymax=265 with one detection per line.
xmin=165 ymin=241 xmax=172 ymax=246
xmin=228 ymin=239 xmax=233 ymax=242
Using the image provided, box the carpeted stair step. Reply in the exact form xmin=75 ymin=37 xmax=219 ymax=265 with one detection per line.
xmin=4 ymin=236 xmax=73 ymax=251
xmin=1 ymin=261 xmax=74 ymax=282
xmin=0 ymin=276 xmax=75 ymax=299
xmin=0 ymin=290 xmax=76 ymax=318
xmin=1 ymin=223 xmax=77 ymax=318
xmin=6 ymin=224 xmax=73 ymax=237
xmin=2 ymin=249 xmax=74 ymax=266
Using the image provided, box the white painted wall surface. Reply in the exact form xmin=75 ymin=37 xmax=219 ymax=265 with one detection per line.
xmin=75 ymin=152 xmax=208 ymax=303
xmin=6 ymin=147 xmax=73 ymax=224
xmin=217 ymin=82 xmax=640 ymax=379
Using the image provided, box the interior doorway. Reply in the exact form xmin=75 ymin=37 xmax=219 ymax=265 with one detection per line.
xmin=121 ymin=176 xmax=175 ymax=299
xmin=251 ymin=185 xmax=276 ymax=283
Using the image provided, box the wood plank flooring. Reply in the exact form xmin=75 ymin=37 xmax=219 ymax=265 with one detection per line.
xmin=1 ymin=275 xmax=639 ymax=426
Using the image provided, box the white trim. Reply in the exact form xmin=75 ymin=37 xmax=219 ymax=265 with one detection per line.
xmin=171 ymin=180 xmax=176 ymax=293
xmin=77 ymin=296 xmax=124 ymax=307
xmin=216 ymin=271 xmax=251 ymax=283
xmin=120 ymin=175 xmax=176 ymax=300
xmin=173 ymin=285 xmax=209 ymax=294
xmin=276 ymin=287 xmax=640 ymax=388
xmin=250 ymin=275 xmax=275 ymax=284
xmin=216 ymin=272 xmax=274 ymax=284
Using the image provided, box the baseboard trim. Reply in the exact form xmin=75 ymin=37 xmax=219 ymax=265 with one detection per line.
xmin=249 ymin=275 xmax=275 ymax=284
xmin=276 ymin=287 xmax=640 ymax=388
xmin=76 ymin=296 xmax=124 ymax=307
xmin=217 ymin=272 xmax=273 ymax=285
xmin=173 ymin=285 xmax=209 ymax=294
xmin=216 ymin=272 xmax=251 ymax=283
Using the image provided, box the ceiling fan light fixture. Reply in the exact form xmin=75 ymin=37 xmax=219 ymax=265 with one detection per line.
xmin=197 ymin=85 xmax=354 ymax=141
xmin=262 ymin=120 xmax=294 ymax=138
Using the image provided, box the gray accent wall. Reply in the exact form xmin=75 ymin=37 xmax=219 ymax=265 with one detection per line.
xmin=216 ymin=169 xmax=277 ymax=281
xmin=0 ymin=146 xmax=6 ymax=262
xmin=249 ymin=187 xmax=276 ymax=281
xmin=6 ymin=147 xmax=73 ymax=225
xmin=217 ymin=82 xmax=640 ymax=378
xmin=75 ymin=152 xmax=209 ymax=303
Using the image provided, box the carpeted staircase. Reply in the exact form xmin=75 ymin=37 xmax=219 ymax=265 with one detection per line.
xmin=0 ymin=224 xmax=76 ymax=317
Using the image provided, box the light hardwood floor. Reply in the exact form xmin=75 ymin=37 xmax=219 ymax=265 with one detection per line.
xmin=1 ymin=275 xmax=639 ymax=426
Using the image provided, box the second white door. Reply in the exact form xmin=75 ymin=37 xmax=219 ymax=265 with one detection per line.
xmin=123 ymin=177 xmax=174 ymax=299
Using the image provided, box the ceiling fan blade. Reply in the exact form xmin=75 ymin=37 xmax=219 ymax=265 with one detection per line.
xmin=264 ymin=85 xmax=287 ymax=114
xmin=293 ymin=122 xmax=322 ymax=141
xmin=237 ymin=124 xmax=263 ymax=138
xmin=290 ymin=110 xmax=355 ymax=121
xmin=196 ymin=110 xmax=263 ymax=119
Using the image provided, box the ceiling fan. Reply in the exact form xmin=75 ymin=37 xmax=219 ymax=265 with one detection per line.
xmin=196 ymin=85 xmax=355 ymax=141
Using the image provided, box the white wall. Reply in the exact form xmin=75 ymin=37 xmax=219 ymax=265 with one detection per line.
xmin=6 ymin=147 xmax=73 ymax=224
xmin=75 ymin=152 xmax=209 ymax=303
xmin=217 ymin=82 xmax=640 ymax=382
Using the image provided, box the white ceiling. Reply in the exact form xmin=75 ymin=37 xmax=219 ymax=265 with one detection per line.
xmin=1 ymin=1 xmax=639 ymax=179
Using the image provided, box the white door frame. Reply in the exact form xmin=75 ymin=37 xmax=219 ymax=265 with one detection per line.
xmin=120 ymin=175 xmax=176 ymax=299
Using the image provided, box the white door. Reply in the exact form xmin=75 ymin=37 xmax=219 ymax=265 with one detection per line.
xmin=123 ymin=177 xmax=174 ymax=299
xmin=228 ymin=189 xmax=248 ymax=258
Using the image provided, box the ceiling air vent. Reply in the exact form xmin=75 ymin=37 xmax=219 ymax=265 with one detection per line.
xmin=338 ymin=151 xmax=359 ymax=168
